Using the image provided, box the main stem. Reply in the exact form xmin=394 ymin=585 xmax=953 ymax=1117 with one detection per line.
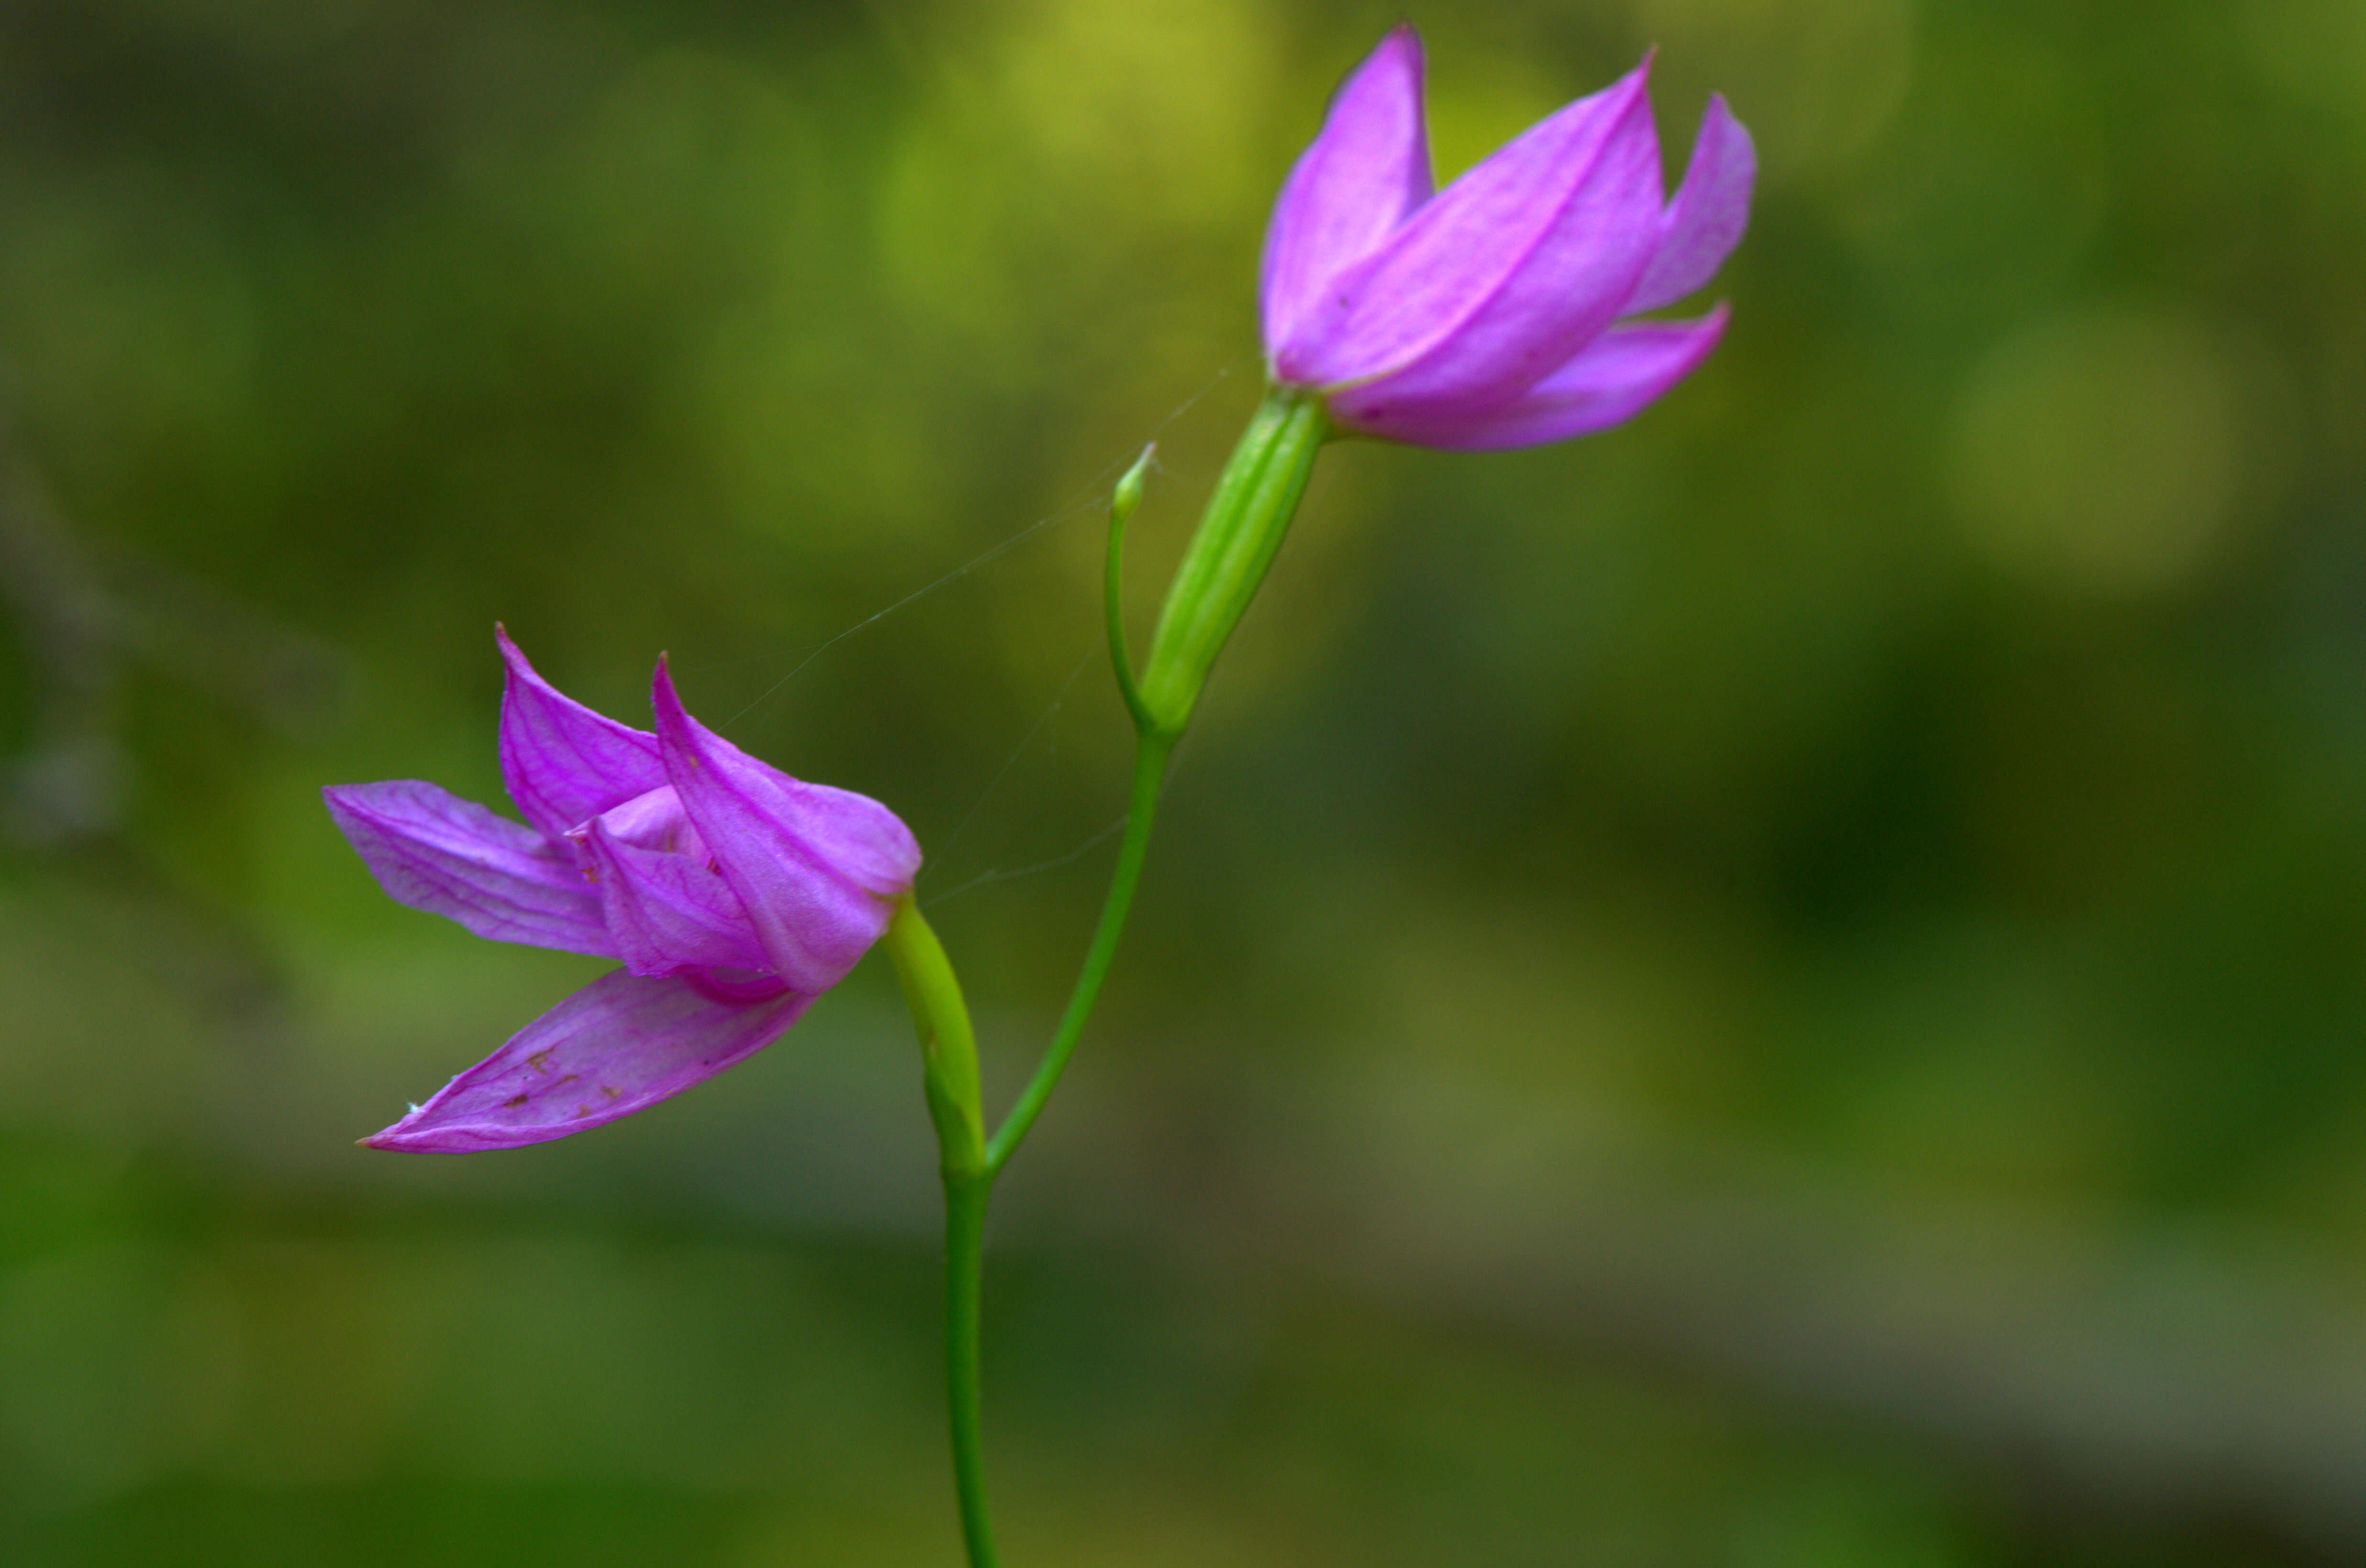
xmin=882 ymin=900 xmax=997 ymax=1568
xmin=903 ymin=730 xmax=1170 ymax=1568
xmin=942 ymin=1169 xmax=997 ymax=1568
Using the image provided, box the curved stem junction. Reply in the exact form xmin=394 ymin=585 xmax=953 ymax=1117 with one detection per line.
xmin=887 ymin=392 xmax=1328 ymax=1567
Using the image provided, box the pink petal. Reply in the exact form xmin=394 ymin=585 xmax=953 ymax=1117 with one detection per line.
xmin=1625 ymin=95 xmax=1755 ymax=315
xmin=1342 ymin=305 xmax=1729 ymax=449
xmin=323 ymin=780 xmax=617 ymax=957
xmin=1259 ymin=25 xmax=1433 ymax=359
xmin=361 ymin=969 xmax=811 ymax=1152
xmin=650 ymin=660 xmax=920 ymax=995
xmin=496 ymin=627 xmax=665 ymax=839
xmin=572 ymin=814 xmax=771 ymax=977
xmin=1273 ymin=60 xmax=1663 ymax=407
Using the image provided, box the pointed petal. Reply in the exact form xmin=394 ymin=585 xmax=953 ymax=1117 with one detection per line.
xmin=496 ymin=627 xmax=664 ymax=839
xmin=323 ymin=780 xmax=617 ymax=957
xmin=1260 ymin=25 xmax=1433 ymax=357
xmin=1273 ymin=60 xmax=1664 ymax=406
xmin=1625 ymin=95 xmax=1755 ymax=314
xmin=361 ymin=969 xmax=811 ymax=1151
xmin=651 ymin=661 xmax=920 ymax=994
xmin=1339 ymin=306 xmax=1729 ymax=450
xmin=574 ymin=815 xmax=771 ymax=976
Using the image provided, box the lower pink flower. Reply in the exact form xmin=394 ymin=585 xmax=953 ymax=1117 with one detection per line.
xmin=324 ymin=629 xmax=920 ymax=1151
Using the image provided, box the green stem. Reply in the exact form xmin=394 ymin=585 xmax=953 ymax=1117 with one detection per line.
xmin=882 ymin=900 xmax=996 ymax=1568
xmin=986 ymin=729 xmax=1174 ymax=1173
xmin=986 ymin=395 xmax=1326 ymax=1173
xmin=941 ymin=1169 xmax=997 ymax=1568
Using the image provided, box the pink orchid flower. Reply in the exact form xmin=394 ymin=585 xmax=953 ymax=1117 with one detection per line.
xmin=1262 ymin=26 xmax=1754 ymax=449
xmin=324 ymin=630 xmax=919 ymax=1151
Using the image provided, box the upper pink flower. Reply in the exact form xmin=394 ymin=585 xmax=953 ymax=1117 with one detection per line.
xmin=323 ymin=630 xmax=920 ymax=1151
xmin=1261 ymin=26 xmax=1753 ymax=450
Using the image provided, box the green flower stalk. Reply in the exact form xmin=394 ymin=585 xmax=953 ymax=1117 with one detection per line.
xmin=887 ymin=22 xmax=1753 ymax=1566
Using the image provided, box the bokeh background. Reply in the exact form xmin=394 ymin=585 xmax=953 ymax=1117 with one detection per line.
xmin=3 ymin=0 xmax=2365 ymax=1562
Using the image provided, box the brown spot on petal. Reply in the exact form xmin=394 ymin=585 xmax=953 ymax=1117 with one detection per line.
xmin=599 ymin=1085 xmax=621 ymax=1100
xmin=503 ymin=1093 xmax=529 ymax=1108
xmin=572 ymin=1104 xmax=592 ymax=1118
xmin=553 ymin=1074 xmax=579 ymax=1088
xmin=526 ymin=1048 xmax=555 ymax=1074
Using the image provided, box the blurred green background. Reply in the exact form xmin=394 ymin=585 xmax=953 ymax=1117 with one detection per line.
xmin=3 ymin=0 xmax=2366 ymax=1562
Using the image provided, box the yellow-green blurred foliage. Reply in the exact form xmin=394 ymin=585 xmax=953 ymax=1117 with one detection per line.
xmin=3 ymin=0 xmax=2365 ymax=1563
